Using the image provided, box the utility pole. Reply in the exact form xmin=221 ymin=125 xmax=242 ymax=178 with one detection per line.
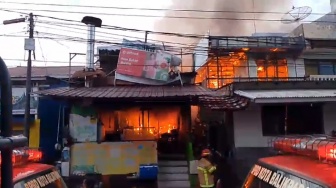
xmin=144 ymin=31 xmax=149 ymax=43
xmin=2 ymin=15 xmax=29 ymax=188
xmin=3 ymin=14 xmax=34 ymax=141
xmin=23 ymin=13 xmax=35 ymax=142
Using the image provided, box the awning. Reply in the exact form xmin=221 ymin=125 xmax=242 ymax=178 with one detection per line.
xmin=199 ymin=96 xmax=249 ymax=111
xmin=34 ymin=85 xmax=212 ymax=100
xmin=234 ymin=89 xmax=336 ymax=103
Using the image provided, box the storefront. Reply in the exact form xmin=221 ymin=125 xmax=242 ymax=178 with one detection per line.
xmin=36 ymin=85 xmax=214 ymax=186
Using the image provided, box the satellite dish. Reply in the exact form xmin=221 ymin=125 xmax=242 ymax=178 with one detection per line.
xmin=281 ymin=6 xmax=312 ymax=24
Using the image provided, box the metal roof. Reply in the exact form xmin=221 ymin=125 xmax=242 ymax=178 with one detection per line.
xmin=8 ymin=66 xmax=84 ymax=79
xmin=235 ymin=89 xmax=336 ymax=103
xmin=34 ymin=85 xmax=211 ymax=99
xmin=199 ymin=96 xmax=249 ymax=111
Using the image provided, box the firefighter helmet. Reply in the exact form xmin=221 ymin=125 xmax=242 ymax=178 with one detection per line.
xmin=201 ymin=149 xmax=211 ymax=157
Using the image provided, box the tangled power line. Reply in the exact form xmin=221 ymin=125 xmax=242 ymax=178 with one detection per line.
xmin=0 ymin=2 xmax=330 ymax=65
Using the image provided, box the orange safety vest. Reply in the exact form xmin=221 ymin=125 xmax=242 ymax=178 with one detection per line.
xmin=197 ymin=158 xmax=216 ymax=188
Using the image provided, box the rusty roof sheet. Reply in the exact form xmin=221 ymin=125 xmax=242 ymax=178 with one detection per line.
xmin=199 ymin=96 xmax=249 ymax=111
xmin=9 ymin=66 xmax=85 ymax=78
xmin=35 ymin=85 xmax=212 ymax=99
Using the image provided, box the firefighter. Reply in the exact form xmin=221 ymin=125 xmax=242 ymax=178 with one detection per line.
xmin=197 ymin=149 xmax=217 ymax=188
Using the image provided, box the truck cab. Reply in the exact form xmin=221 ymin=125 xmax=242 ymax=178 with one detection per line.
xmin=13 ymin=163 xmax=66 ymax=188
xmin=242 ymin=135 xmax=336 ymax=188
xmin=9 ymin=148 xmax=67 ymax=188
xmin=0 ymin=57 xmax=67 ymax=187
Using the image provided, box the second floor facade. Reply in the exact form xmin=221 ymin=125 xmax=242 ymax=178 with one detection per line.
xmin=194 ymin=35 xmax=336 ymax=89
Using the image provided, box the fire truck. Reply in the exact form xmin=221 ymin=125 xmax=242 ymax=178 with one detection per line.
xmin=0 ymin=57 xmax=67 ymax=187
xmin=243 ymin=135 xmax=336 ymax=188
xmin=10 ymin=147 xmax=67 ymax=188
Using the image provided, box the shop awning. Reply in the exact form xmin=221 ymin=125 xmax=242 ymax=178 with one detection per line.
xmin=234 ymin=89 xmax=336 ymax=103
xmin=34 ymin=85 xmax=212 ymax=100
xmin=199 ymin=96 xmax=249 ymax=111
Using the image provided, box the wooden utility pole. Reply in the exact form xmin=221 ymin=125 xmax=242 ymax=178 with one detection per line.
xmin=23 ymin=13 xmax=35 ymax=141
xmin=145 ymin=31 xmax=149 ymax=43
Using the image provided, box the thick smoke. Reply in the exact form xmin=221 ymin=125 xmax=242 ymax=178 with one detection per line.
xmin=153 ymin=0 xmax=307 ymax=40
xmin=152 ymin=0 xmax=330 ymax=71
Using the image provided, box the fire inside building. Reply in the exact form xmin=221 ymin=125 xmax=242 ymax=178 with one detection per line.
xmin=34 ymin=16 xmax=247 ymax=187
xmin=34 ymin=10 xmax=336 ymax=186
xmin=192 ymin=10 xmax=336 ymax=180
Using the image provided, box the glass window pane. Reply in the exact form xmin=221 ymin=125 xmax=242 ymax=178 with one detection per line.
xmin=267 ymin=65 xmax=276 ymax=78
xmin=277 ymin=59 xmax=288 ymax=78
xmin=305 ymin=64 xmax=318 ymax=75
xmin=319 ymin=62 xmax=334 ymax=75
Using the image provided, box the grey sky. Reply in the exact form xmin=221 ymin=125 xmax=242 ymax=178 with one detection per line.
xmin=0 ymin=0 xmax=331 ymax=67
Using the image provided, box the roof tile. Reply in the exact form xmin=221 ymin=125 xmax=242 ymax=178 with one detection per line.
xmin=35 ymin=85 xmax=212 ymax=99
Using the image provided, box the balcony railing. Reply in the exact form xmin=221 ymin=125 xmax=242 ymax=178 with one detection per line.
xmin=209 ymin=36 xmax=305 ymax=50
xmin=202 ymin=77 xmax=308 ymax=89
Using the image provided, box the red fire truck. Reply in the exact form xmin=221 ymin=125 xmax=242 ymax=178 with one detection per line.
xmin=243 ymin=135 xmax=336 ymax=188
xmin=0 ymin=57 xmax=67 ymax=187
xmin=7 ymin=147 xmax=67 ymax=188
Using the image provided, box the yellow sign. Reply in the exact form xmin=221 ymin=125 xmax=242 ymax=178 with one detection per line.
xmin=70 ymin=141 xmax=157 ymax=175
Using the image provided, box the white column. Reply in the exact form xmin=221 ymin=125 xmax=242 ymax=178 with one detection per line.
xmin=295 ymin=58 xmax=306 ymax=77
xmin=248 ymin=58 xmax=257 ymax=78
xmin=287 ymin=58 xmax=296 ymax=77
xmin=287 ymin=58 xmax=305 ymax=77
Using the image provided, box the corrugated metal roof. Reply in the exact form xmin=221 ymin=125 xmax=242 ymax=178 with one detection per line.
xmin=35 ymin=85 xmax=211 ymax=99
xmin=251 ymin=33 xmax=288 ymax=37
xmin=235 ymin=89 xmax=336 ymax=100
xmin=9 ymin=66 xmax=84 ymax=78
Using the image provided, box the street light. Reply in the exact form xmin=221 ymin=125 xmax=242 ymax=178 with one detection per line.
xmin=3 ymin=14 xmax=34 ymax=141
xmin=3 ymin=17 xmax=26 ymax=25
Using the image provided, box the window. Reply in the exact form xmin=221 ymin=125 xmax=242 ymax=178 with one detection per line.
xmin=196 ymin=52 xmax=249 ymax=88
xmin=261 ymin=105 xmax=286 ymax=136
xmin=304 ymin=60 xmax=318 ymax=75
xmin=14 ymin=168 xmax=67 ymax=188
xmin=319 ymin=62 xmax=334 ymax=75
xmin=256 ymin=59 xmax=288 ymax=80
xmin=261 ymin=104 xmax=323 ymax=136
xmin=304 ymin=60 xmax=336 ymax=75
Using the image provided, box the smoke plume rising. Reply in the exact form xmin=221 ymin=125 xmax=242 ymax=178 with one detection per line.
xmin=153 ymin=0 xmax=326 ymax=41
xmin=152 ymin=0 xmax=330 ymax=72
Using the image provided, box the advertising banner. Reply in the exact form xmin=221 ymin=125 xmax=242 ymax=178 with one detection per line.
xmin=69 ymin=106 xmax=97 ymax=142
xmin=116 ymin=47 xmax=182 ymax=85
xmin=0 ymin=87 xmax=38 ymax=115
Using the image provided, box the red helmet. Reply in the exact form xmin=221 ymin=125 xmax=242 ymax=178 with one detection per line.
xmin=201 ymin=149 xmax=211 ymax=157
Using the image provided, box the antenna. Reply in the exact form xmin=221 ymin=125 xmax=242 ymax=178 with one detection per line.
xmin=281 ymin=6 xmax=312 ymax=24
xmin=252 ymin=0 xmax=257 ymax=33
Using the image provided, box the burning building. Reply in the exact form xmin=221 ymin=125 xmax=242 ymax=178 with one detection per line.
xmin=190 ymin=0 xmax=336 ymax=180
xmin=34 ymin=15 xmax=248 ymax=186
